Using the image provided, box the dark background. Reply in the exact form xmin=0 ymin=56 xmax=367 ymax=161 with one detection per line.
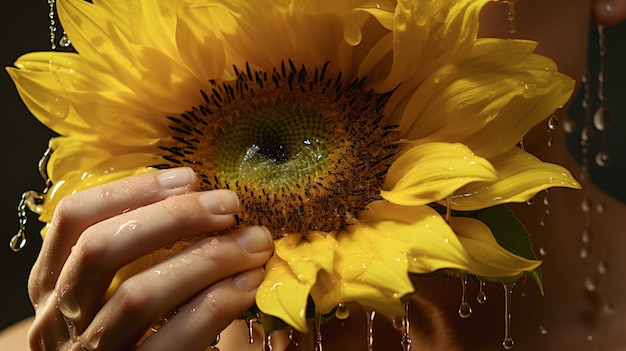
xmin=0 ymin=1 xmax=624 ymax=333
xmin=1 ymin=1 xmax=54 ymax=331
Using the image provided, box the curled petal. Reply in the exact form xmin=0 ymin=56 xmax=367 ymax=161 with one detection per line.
xmin=256 ymin=256 xmax=313 ymax=333
xmin=382 ymin=142 xmax=498 ymax=206
xmin=451 ymin=148 xmax=581 ymax=210
xmin=452 ymin=217 xmax=541 ymax=278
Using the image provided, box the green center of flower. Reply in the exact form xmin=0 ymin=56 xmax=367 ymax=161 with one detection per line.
xmin=214 ymin=104 xmax=330 ymax=190
xmin=158 ymin=62 xmax=398 ymax=237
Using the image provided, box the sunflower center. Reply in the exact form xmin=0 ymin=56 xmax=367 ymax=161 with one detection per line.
xmin=214 ymin=104 xmax=330 ymax=190
xmin=158 ymin=62 xmax=398 ymax=237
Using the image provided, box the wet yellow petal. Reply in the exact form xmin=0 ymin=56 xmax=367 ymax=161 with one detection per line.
xmin=452 ymin=217 xmax=541 ymax=278
xmin=382 ymin=142 xmax=498 ymax=206
xmin=256 ymin=256 xmax=313 ymax=333
xmin=275 ymin=232 xmax=337 ymax=284
xmin=451 ymin=148 xmax=581 ymax=210
xmin=360 ymin=201 xmax=539 ymax=278
xmin=368 ymin=0 xmax=490 ymax=93
xmin=396 ymin=39 xmax=574 ymax=159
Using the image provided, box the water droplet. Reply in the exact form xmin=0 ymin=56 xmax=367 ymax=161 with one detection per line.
xmin=581 ymin=126 xmax=594 ymax=142
xmin=506 ymin=0 xmax=516 ymax=34
xmin=477 ymin=278 xmax=488 ymax=304
xmin=520 ymin=81 xmax=536 ymax=98
xmin=563 ymin=117 xmax=576 ymax=134
xmin=597 ymin=260 xmax=608 ymax=275
xmin=502 ymin=284 xmax=515 ymax=350
xmin=49 ymin=96 xmax=70 ymax=119
xmin=581 ymin=229 xmax=592 ymax=244
xmin=9 ymin=233 xmax=27 ymax=252
xmin=247 ymin=317 xmax=257 ymax=344
xmin=538 ymin=246 xmax=547 ymax=257
xmin=542 ymin=196 xmax=550 ymax=206
xmin=580 ymin=246 xmax=590 ymax=259
xmin=59 ymin=33 xmax=72 ymax=48
xmin=366 ymin=310 xmax=376 ymax=351
xmin=503 ymin=337 xmax=515 ymax=349
xmin=315 ymin=313 xmax=323 ymax=351
xmin=596 ymin=202 xmax=606 ymax=213
xmin=526 ymin=197 xmax=535 ymax=206
xmin=584 ymin=276 xmax=597 ymax=292
xmin=458 ymin=276 xmax=473 ymax=318
xmin=539 ymin=325 xmax=548 ymax=335
xmin=595 ymin=151 xmax=612 ymax=167
xmin=603 ymin=302 xmax=615 ymax=315
xmin=593 ymin=106 xmax=613 ymax=131
xmin=581 ymin=197 xmax=592 ymax=212
xmin=547 ymin=114 xmax=559 ymax=131
xmin=335 ymin=302 xmax=350 ymax=320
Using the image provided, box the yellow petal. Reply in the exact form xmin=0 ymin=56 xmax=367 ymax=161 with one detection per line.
xmin=451 ymin=148 xmax=581 ymax=210
xmin=452 ymin=217 xmax=541 ymax=278
xmin=381 ymin=142 xmax=498 ymax=206
xmin=360 ymin=201 xmax=539 ymax=278
xmin=367 ymin=0 xmax=490 ymax=93
xmin=396 ymin=39 xmax=574 ymax=158
xmin=256 ymin=255 xmax=313 ymax=333
xmin=275 ymin=232 xmax=337 ymax=284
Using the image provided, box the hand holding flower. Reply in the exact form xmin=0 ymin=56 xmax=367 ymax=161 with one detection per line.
xmin=27 ymin=168 xmax=273 ymax=351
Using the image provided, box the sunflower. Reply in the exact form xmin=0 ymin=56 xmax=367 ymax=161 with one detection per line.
xmin=8 ymin=0 xmax=579 ymax=334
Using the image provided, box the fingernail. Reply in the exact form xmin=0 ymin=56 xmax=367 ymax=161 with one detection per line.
xmin=57 ymin=286 xmax=81 ymax=320
xmin=233 ymin=226 xmax=273 ymax=253
xmin=233 ymin=268 xmax=265 ymax=292
xmin=198 ymin=190 xmax=240 ymax=214
xmin=157 ymin=167 xmax=196 ymax=189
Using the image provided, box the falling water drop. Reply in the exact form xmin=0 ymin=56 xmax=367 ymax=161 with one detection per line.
xmin=597 ymin=260 xmax=608 ymax=275
xmin=315 ymin=314 xmax=323 ymax=351
xmin=400 ymin=302 xmax=411 ymax=351
xmin=581 ymin=197 xmax=592 ymax=213
xmin=59 ymin=32 xmax=72 ymax=48
xmin=580 ymin=246 xmax=590 ymax=259
xmin=458 ymin=276 xmax=473 ymax=318
xmin=581 ymin=228 xmax=592 ymax=244
xmin=502 ymin=284 xmax=515 ymax=350
xmin=592 ymin=106 xmax=613 ymax=131
xmin=506 ymin=0 xmax=516 ymax=34
xmin=477 ymin=278 xmax=488 ymax=304
xmin=563 ymin=117 xmax=576 ymax=134
xmin=581 ymin=125 xmax=594 ymax=142
xmin=584 ymin=276 xmax=597 ymax=292
xmin=247 ymin=317 xmax=257 ymax=344
xmin=335 ymin=302 xmax=350 ymax=320
xmin=547 ymin=114 xmax=559 ymax=131
xmin=595 ymin=151 xmax=612 ymax=167
xmin=603 ymin=302 xmax=615 ymax=315
xmin=539 ymin=325 xmax=548 ymax=335
xmin=48 ymin=0 xmax=57 ymax=49
xmin=366 ymin=310 xmax=376 ymax=351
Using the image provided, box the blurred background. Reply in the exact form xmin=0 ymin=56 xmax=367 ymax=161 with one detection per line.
xmin=1 ymin=1 xmax=55 ymax=331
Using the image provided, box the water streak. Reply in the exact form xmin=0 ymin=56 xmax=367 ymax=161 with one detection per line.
xmin=502 ymin=284 xmax=515 ymax=349
xmin=366 ymin=310 xmax=376 ymax=351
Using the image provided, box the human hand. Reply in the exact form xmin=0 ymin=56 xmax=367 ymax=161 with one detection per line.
xmin=26 ymin=167 xmax=274 ymax=351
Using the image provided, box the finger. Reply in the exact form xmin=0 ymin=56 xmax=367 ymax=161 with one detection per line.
xmin=27 ymin=292 xmax=71 ymax=351
xmin=78 ymin=226 xmax=272 ymax=350
xmin=29 ymin=167 xmax=198 ymax=300
xmin=137 ymin=268 xmax=265 ymax=351
xmin=56 ymin=189 xmax=241 ymax=332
